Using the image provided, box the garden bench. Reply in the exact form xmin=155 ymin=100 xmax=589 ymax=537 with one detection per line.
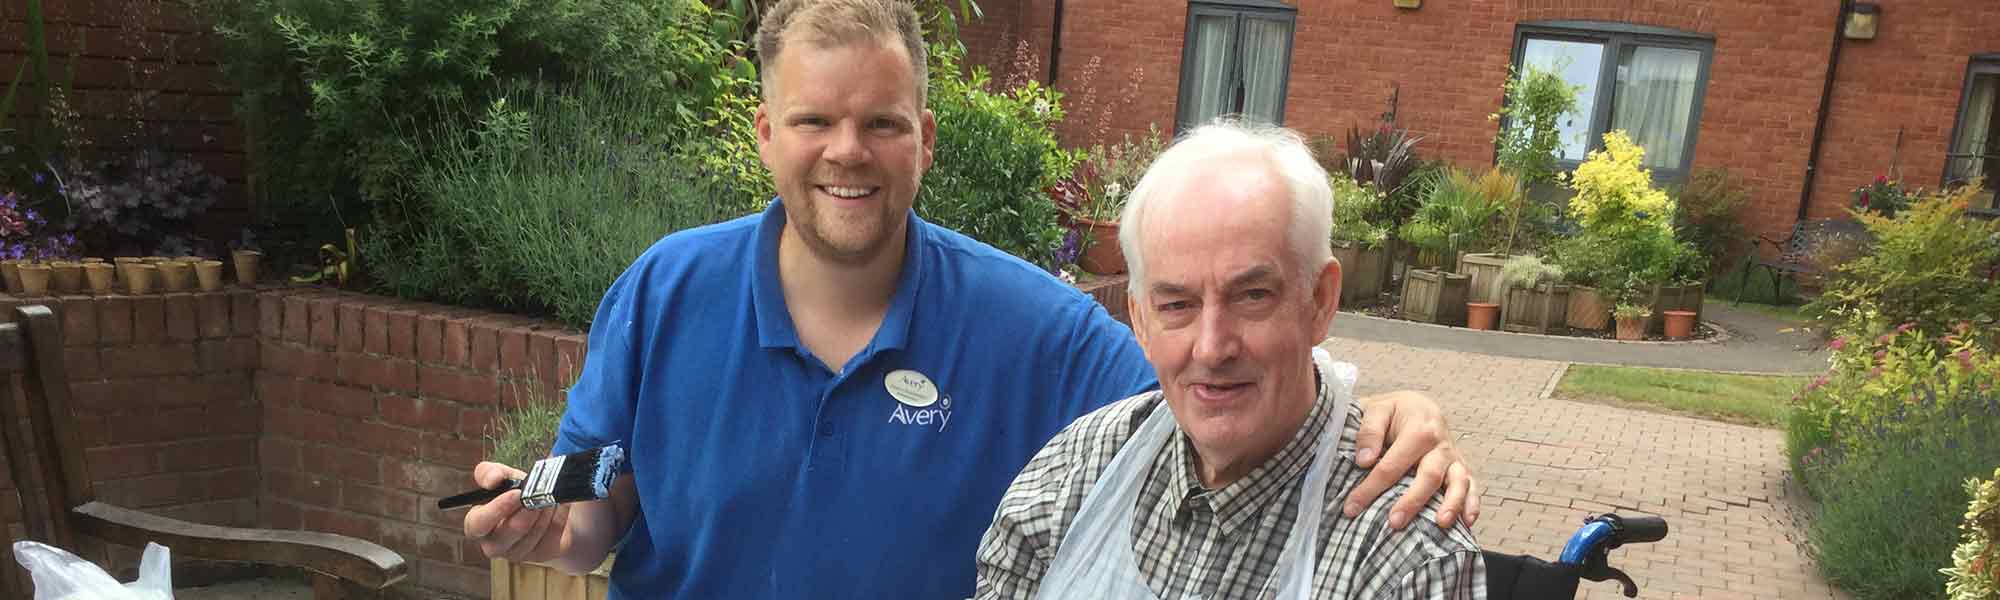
xmin=0 ymin=304 xmax=408 ymax=599
xmin=1737 ymin=218 xmax=1872 ymax=304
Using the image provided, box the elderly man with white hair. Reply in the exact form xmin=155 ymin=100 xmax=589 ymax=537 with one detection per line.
xmin=974 ymin=120 xmax=1485 ymax=600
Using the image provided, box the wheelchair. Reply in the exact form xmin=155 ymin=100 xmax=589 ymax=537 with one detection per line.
xmin=1483 ymin=513 xmax=1671 ymax=599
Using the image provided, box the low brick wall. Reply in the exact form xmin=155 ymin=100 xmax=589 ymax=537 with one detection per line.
xmin=1 ymin=275 xmax=1131 ymax=598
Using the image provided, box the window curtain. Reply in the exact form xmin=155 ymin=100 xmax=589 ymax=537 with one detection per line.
xmin=1610 ymin=45 xmax=1701 ymax=170
xmin=1238 ymin=16 xmax=1291 ymax=124
xmin=1183 ymin=14 xmax=1236 ymax=128
xmin=1950 ymin=73 xmax=1997 ymax=183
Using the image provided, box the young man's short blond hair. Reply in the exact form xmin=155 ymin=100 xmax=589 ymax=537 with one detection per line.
xmin=756 ymin=0 xmax=928 ymax=105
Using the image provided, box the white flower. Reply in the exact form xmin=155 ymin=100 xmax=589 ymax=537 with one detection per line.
xmin=1058 ymin=270 xmax=1077 ymax=285
xmin=1032 ymin=98 xmax=1051 ymax=116
xmin=1105 ymin=182 xmax=1124 ymax=199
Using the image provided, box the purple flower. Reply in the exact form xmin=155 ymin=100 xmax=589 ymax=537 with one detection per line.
xmin=1894 ymin=322 xmax=1916 ymax=334
xmin=1958 ymin=350 xmax=1975 ymax=371
xmin=1829 ymin=337 xmax=1847 ymax=350
xmin=32 ymin=172 xmax=45 ymax=185
xmin=23 ymin=209 xmax=38 ymax=223
xmin=1868 ymin=366 xmax=1884 ymax=379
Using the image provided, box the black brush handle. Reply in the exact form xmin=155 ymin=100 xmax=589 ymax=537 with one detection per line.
xmin=436 ymin=478 xmax=523 ymax=510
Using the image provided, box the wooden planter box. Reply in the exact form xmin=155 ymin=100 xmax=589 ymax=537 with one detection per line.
xmin=1566 ymin=285 xmax=1612 ymax=331
xmin=1500 ymin=283 xmax=1571 ymax=334
xmin=1401 ymin=269 xmax=1469 ymax=326
xmin=1456 ymin=253 xmax=1513 ymax=305
xmin=493 ymin=554 xmax=615 ymax=600
xmin=1331 ymin=241 xmax=1386 ymax=307
xmin=1648 ymin=281 xmax=1706 ymax=334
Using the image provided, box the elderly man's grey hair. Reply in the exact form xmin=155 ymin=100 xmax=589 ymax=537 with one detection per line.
xmin=1117 ymin=119 xmax=1335 ymax=298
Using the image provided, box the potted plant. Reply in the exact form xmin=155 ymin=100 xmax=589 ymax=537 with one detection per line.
xmin=1067 ymin=126 xmax=1166 ymax=276
xmin=1456 ymin=169 xmax=1527 ymax=306
xmin=486 ymin=380 xmax=616 ymax=598
xmin=1328 ymin=173 xmax=1390 ymax=306
xmin=1613 ymin=302 xmax=1652 ymax=341
xmin=1399 ymin=168 xmax=1497 ymax=326
xmin=1555 ymin=130 xmax=1680 ymax=333
xmin=1662 ymin=309 xmax=1697 ymax=340
xmin=1498 ymin=255 xmax=1570 ymax=334
xmin=1338 ymin=118 xmax=1426 ymax=296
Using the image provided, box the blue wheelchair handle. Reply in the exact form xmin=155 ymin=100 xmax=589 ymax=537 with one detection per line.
xmin=1558 ymin=513 xmax=1670 ymax=563
xmin=1557 ymin=521 xmax=1617 ymax=564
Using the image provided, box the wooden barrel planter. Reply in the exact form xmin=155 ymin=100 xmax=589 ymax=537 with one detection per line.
xmin=1331 ymin=241 xmax=1386 ymax=307
xmin=1456 ymin=253 xmax=1513 ymax=305
xmin=493 ymin=554 xmax=615 ymax=600
xmin=1402 ymin=269 xmax=1470 ymax=326
xmin=1648 ymin=281 xmax=1706 ymax=334
xmin=1500 ymin=283 xmax=1571 ymax=334
xmin=1566 ymin=285 xmax=1613 ymax=331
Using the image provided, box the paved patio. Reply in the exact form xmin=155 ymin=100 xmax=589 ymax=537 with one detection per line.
xmin=1321 ymin=335 xmax=1845 ymax=599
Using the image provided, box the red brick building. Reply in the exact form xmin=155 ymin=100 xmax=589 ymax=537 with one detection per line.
xmin=962 ymin=0 xmax=2000 ymax=241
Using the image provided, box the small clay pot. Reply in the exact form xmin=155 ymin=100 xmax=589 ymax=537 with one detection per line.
xmin=156 ymin=261 xmax=194 ymax=292
xmin=195 ymin=260 xmax=226 ymax=292
xmin=18 ymin=263 xmax=52 ymax=297
xmin=84 ymin=263 xmax=117 ymax=294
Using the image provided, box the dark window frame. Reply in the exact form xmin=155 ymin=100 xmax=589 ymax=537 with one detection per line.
xmin=1944 ymin=54 xmax=2000 ymax=196
xmin=1175 ymin=0 xmax=1297 ymax=131
xmin=1508 ymin=21 xmax=1716 ymax=183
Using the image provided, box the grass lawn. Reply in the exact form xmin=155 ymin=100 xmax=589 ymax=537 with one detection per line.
xmin=1553 ymin=365 xmax=1808 ymax=427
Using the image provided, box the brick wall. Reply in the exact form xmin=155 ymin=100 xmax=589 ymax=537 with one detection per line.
xmin=0 ymin=277 xmax=1131 ymax=598
xmin=973 ymin=0 xmax=2000 ymax=244
xmin=1810 ymin=2 xmax=2000 ymax=221
xmin=1 ymin=0 xmax=249 ymax=225
xmin=254 ymin=288 xmax=586 ymax=596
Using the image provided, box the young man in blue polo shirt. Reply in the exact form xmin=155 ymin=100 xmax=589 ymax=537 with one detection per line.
xmin=460 ymin=1 xmax=1482 ymax=597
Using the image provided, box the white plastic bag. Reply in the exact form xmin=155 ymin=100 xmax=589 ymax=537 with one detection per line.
xmin=12 ymin=540 xmax=174 ymax=600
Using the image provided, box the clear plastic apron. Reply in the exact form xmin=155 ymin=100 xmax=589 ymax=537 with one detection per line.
xmin=1033 ymin=348 xmax=1357 ymax=600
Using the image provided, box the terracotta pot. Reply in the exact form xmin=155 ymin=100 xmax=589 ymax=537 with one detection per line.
xmin=1466 ymin=302 xmax=1500 ymax=330
xmin=142 ymin=256 xmax=169 ymax=265
xmin=18 ymin=264 xmax=51 ymax=297
xmin=2 ymin=260 xmax=23 ymax=294
xmin=1074 ymin=218 xmax=1125 ymax=275
xmin=157 ymin=261 xmax=194 ymax=292
xmin=50 ymin=262 xmax=84 ymax=294
xmin=123 ymin=264 xmax=157 ymax=295
xmin=1663 ymin=310 xmax=1697 ymax=340
xmin=196 ymin=261 xmax=226 ymax=292
xmin=84 ymin=263 xmax=116 ymax=294
xmin=233 ymin=250 xmax=263 ymax=287
xmin=1615 ymin=315 xmax=1647 ymax=341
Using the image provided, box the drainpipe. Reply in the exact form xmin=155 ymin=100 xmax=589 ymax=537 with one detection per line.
xmin=1799 ymin=0 xmax=1852 ymax=221
xmin=1047 ymin=0 xmax=1065 ymax=86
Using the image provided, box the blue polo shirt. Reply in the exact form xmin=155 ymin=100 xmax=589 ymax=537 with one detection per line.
xmin=553 ymin=199 xmax=1157 ymax=598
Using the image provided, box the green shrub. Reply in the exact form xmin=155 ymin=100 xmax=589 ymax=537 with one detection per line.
xmin=917 ymin=44 xmax=1072 ymax=270
xmin=1808 ymin=186 xmax=2000 ymax=337
xmin=1945 ymin=466 xmax=2000 ymax=600
xmin=1400 ymin=167 xmax=1500 ymax=269
xmin=1668 ymin=167 xmax=1749 ymax=274
xmin=201 ymin=0 xmax=747 ymax=256
xmin=1328 ymin=173 xmax=1388 ymax=249
xmin=1492 ymin=62 xmax=1581 ymax=191
xmin=1793 ymin=400 xmax=2000 ymax=600
xmin=366 ymin=82 xmax=751 ymax=328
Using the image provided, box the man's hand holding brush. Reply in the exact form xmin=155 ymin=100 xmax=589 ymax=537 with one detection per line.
xmin=459 ymin=460 xmax=639 ymax=575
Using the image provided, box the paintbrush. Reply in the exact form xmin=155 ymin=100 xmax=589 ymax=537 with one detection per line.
xmin=437 ymin=444 xmax=627 ymax=511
